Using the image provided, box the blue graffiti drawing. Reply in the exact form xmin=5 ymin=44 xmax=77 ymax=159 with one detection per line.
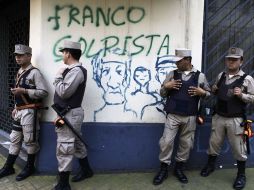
xmin=132 ymin=66 xmax=152 ymax=95
xmin=141 ymin=55 xmax=177 ymax=120
xmin=126 ymin=66 xmax=158 ymax=119
xmin=91 ymin=48 xmax=137 ymax=121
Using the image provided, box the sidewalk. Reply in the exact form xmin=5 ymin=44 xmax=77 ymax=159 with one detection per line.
xmin=0 ymin=151 xmax=254 ymax=190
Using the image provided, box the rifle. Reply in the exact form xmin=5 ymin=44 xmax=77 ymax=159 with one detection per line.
xmin=16 ymin=103 xmax=47 ymax=110
xmin=240 ymin=120 xmax=254 ymax=154
xmin=33 ymin=105 xmax=48 ymax=142
xmin=51 ymin=104 xmax=87 ymax=147
xmin=16 ymin=103 xmax=48 ymax=142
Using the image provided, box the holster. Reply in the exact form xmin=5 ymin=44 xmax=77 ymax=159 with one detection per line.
xmin=12 ymin=120 xmax=22 ymax=132
xmin=32 ymin=109 xmax=37 ymax=142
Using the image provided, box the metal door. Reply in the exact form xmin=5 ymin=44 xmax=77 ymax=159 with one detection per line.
xmin=0 ymin=0 xmax=29 ymax=132
xmin=203 ymin=0 xmax=254 ymax=115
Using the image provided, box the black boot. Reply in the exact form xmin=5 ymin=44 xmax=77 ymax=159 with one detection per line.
xmin=16 ymin=154 xmax=36 ymax=181
xmin=200 ymin=155 xmax=217 ymax=177
xmin=55 ymin=171 xmax=71 ymax=190
xmin=71 ymin=157 xmax=94 ymax=182
xmin=233 ymin=161 xmax=246 ymax=190
xmin=174 ymin=162 xmax=188 ymax=184
xmin=0 ymin=154 xmax=18 ymax=178
xmin=153 ymin=162 xmax=168 ymax=185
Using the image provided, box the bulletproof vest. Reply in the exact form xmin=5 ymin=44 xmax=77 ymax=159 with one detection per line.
xmin=215 ymin=72 xmax=247 ymax=117
xmin=164 ymin=70 xmax=200 ymax=116
xmin=53 ymin=66 xmax=87 ymax=109
xmin=15 ymin=67 xmax=41 ymax=106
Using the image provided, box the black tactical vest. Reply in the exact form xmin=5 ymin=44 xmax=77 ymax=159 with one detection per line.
xmin=215 ymin=72 xmax=247 ymax=117
xmin=53 ymin=66 xmax=87 ymax=109
xmin=164 ymin=70 xmax=200 ymax=116
xmin=15 ymin=67 xmax=41 ymax=106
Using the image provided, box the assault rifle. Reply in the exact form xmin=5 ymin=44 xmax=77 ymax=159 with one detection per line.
xmin=16 ymin=103 xmax=48 ymax=142
xmin=51 ymin=104 xmax=87 ymax=147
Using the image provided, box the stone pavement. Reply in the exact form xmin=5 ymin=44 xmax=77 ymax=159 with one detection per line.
xmin=0 ymin=150 xmax=254 ymax=190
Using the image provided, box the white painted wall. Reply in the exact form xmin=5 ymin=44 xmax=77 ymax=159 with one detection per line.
xmin=30 ymin=0 xmax=204 ymax=123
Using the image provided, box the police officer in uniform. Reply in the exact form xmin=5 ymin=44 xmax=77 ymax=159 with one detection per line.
xmin=53 ymin=41 xmax=93 ymax=190
xmin=200 ymin=47 xmax=254 ymax=190
xmin=0 ymin=44 xmax=48 ymax=181
xmin=153 ymin=49 xmax=211 ymax=185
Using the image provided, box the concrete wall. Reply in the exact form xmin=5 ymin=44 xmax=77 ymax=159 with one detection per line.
xmin=30 ymin=0 xmax=204 ymax=123
xmin=29 ymin=0 xmax=211 ymax=173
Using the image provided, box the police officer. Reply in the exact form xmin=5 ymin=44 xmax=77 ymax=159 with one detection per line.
xmin=200 ymin=47 xmax=254 ymax=190
xmin=53 ymin=41 xmax=93 ymax=190
xmin=153 ymin=49 xmax=211 ymax=185
xmin=0 ymin=44 xmax=48 ymax=181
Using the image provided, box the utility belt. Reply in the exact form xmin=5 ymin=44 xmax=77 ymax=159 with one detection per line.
xmin=13 ymin=103 xmax=48 ymax=143
xmin=52 ymin=103 xmax=87 ymax=146
xmin=216 ymin=112 xmax=244 ymax=118
xmin=52 ymin=103 xmax=80 ymax=127
xmin=52 ymin=104 xmax=72 ymax=128
xmin=52 ymin=104 xmax=82 ymax=127
xmin=53 ymin=104 xmax=81 ymax=115
xmin=16 ymin=103 xmax=43 ymax=111
xmin=53 ymin=104 xmax=73 ymax=115
xmin=12 ymin=120 xmax=22 ymax=132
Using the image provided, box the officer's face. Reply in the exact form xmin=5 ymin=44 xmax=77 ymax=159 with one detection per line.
xmin=62 ymin=50 xmax=69 ymax=65
xmin=15 ymin=54 xmax=31 ymax=66
xmin=176 ymin=58 xmax=190 ymax=71
xmin=100 ymin=62 xmax=127 ymax=105
xmin=225 ymin=57 xmax=242 ymax=72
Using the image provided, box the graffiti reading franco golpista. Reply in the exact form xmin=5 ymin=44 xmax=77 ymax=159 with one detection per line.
xmin=48 ymin=4 xmax=170 ymax=61
xmin=46 ymin=2 xmax=175 ymax=122
xmin=48 ymin=5 xmax=145 ymax=30
xmin=53 ymin=34 xmax=170 ymax=61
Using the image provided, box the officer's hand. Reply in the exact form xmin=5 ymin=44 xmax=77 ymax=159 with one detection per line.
xmin=10 ymin=88 xmax=26 ymax=95
xmin=211 ymin=84 xmax=218 ymax=94
xmin=188 ymin=86 xmax=206 ymax=97
xmin=233 ymin=87 xmax=242 ymax=97
xmin=164 ymin=79 xmax=182 ymax=90
xmin=11 ymin=109 xmax=17 ymax=119
xmin=56 ymin=67 xmax=67 ymax=75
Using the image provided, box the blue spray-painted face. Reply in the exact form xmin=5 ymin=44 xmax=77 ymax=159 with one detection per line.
xmin=156 ymin=67 xmax=174 ymax=84
xmin=100 ymin=61 xmax=127 ymax=105
xmin=134 ymin=67 xmax=151 ymax=86
xmin=155 ymin=55 xmax=177 ymax=84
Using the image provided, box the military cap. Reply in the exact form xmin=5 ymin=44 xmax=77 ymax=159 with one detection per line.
xmin=225 ymin=47 xmax=243 ymax=58
xmin=172 ymin=48 xmax=192 ymax=62
xmin=14 ymin=44 xmax=32 ymax=54
xmin=59 ymin=40 xmax=81 ymax=52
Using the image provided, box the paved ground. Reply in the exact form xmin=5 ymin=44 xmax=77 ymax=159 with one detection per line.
xmin=0 ymin=131 xmax=254 ymax=190
xmin=0 ymin=152 xmax=254 ymax=190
